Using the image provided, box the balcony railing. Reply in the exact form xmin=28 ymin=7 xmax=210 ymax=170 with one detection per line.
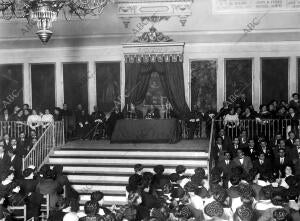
xmin=214 ymin=119 xmax=296 ymax=140
xmin=22 ymin=121 xmax=65 ymax=170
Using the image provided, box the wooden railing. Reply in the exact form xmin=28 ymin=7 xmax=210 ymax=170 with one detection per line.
xmin=180 ymin=120 xmax=209 ymax=139
xmin=0 ymin=121 xmax=31 ymax=138
xmin=208 ymin=119 xmax=216 ymax=183
xmin=22 ymin=121 xmax=65 ymax=170
xmin=214 ymin=119 xmax=296 ymax=140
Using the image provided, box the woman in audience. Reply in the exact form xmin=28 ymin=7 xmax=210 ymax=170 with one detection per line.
xmin=79 ymin=201 xmax=104 ymax=221
xmin=223 ymin=107 xmax=239 ymax=138
xmin=41 ymin=108 xmax=54 ymax=129
xmin=35 ymin=167 xmax=60 ymax=211
xmin=27 ymin=109 xmax=42 ymax=132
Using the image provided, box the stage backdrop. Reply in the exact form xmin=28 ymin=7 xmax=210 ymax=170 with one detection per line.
xmin=96 ymin=62 xmax=120 ymax=112
xmin=125 ymin=61 xmax=190 ymax=119
xmin=63 ymin=63 xmax=88 ymax=110
xmin=0 ymin=64 xmax=23 ymax=112
xmin=191 ymin=60 xmax=217 ymax=112
xmin=225 ymin=59 xmax=252 ymax=106
xmin=261 ymin=58 xmax=288 ymax=104
xmin=31 ymin=64 xmax=55 ymax=110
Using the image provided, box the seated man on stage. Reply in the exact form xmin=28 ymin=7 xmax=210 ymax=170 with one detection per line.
xmin=145 ymin=105 xmax=160 ymax=119
xmin=89 ymin=106 xmax=106 ymax=139
xmin=123 ymin=103 xmax=143 ymax=119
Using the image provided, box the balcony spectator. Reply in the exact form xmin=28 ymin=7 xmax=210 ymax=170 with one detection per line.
xmin=27 ymin=109 xmax=42 ymax=131
xmin=41 ymin=108 xmax=54 ymax=129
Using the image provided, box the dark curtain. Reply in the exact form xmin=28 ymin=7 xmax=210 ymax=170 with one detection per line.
xmin=125 ymin=63 xmax=152 ymax=105
xmin=125 ymin=61 xmax=190 ymax=119
xmin=156 ymin=62 xmax=190 ymax=119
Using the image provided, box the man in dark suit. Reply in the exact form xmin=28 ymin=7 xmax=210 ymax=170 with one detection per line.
xmin=286 ymin=131 xmax=296 ymax=148
xmin=90 ymin=105 xmax=106 ymax=139
xmin=258 ymin=140 xmax=273 ymax=160
xmin=253 ymin=152 xmax=272 ymax=177
xmin=274 ymin=148 xmax=291 ymax=178
xmin=288 ymin=138 xmax=300 ymax=164
xmin=10 ymin=137 xmax=25 ymax=158
xmin=229 ymin=137 xmax=240 ymax=158
xmin=238 ymin=130 xmax=248 ymax=150
xmin=7 ymin=147 xmax=22 ymax=178
xmin=218 ymin=128 xmax=232 ymax=150
xmin=17 ymin=131 xmax=29 ymax=156
xmin=244 ymin=139 xmax=258 ymax=161
xmin=232 ymin=148 xmax=253 ymax=174
xmin=212 ymin=136 xmax=226 ymax=163
xmin=273 ymin=139 xmax=289 ymax=159
xmin=0 ymin=141 xmax=11 ymax=174
xmin=217 ymin=151 xmax=233 ymax=187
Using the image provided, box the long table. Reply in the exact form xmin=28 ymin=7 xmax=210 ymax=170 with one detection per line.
xmin=111 ymin=119 xmax=181 ymax=143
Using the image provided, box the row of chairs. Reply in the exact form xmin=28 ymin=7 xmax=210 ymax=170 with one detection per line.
xmin=8 ymin=194 xmax=49 ymax=221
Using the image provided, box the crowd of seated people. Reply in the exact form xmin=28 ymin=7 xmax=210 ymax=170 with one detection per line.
xmin=216 ymin=93 xmax=300 ymax=136
xmin=0 ymin=163 xmax=79 ymax=221
xmin=211 ymin=124 xmax=300 ymax=220
xmin=2 ymin=156 xmax=300 ymax=220
xmin=186 ymin=92 xmax=300 ymax=139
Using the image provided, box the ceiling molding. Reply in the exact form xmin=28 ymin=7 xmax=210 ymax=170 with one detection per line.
xmin=117 ymin=0 xmax=193 ymax=27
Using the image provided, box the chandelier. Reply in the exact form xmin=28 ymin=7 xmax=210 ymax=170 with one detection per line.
xmin=0 ymin=0 xmax=112 ymax=43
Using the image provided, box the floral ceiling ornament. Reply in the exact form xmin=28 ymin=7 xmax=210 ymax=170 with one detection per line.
xmin=134 ymin=26 xmax=173 ymax=43
xmin=0 ymin=0 xmax=113 ymax=43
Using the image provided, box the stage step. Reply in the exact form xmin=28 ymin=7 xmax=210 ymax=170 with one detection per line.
xmin=46 ymin=140 xmax=209 ymax=207
xmin=58 ymin=166 xmax=208 ymax=176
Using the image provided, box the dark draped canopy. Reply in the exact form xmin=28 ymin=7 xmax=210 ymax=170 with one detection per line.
xmin=125 ymin=61 xmax=190 ymax=119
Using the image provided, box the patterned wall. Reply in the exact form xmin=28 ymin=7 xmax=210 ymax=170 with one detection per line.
xmin=225 ymin=59 xmax=252 ymax=106
xmin=63 ymin=63 xmax=89 ymax=110
xmin=0 ymin=64 xmax=23 ymax=112
xmin=96 ymin=62 xmax=120 ymax=112
xmin=31 ymin=64 xmax=55 ymax=110
xmin=191 ymin=60 xmax=217 ymax=112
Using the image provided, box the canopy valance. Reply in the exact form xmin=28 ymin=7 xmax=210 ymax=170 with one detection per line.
xmin=123 ymin=42 xmax=185 ymax=63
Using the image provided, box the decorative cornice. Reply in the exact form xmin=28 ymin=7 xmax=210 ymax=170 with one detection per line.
xmin=122 ymin=42 xmax=184 ymax=63
xmin=117 ymin=0 xmax=193 ymax=28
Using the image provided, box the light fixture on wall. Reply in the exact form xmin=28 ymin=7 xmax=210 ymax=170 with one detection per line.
xmin=0 ymin=0 xmax=112 ymax=43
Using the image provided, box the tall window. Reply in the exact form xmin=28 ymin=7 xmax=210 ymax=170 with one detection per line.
xmin=31 ymin=64 xmax=55 ymax=110
xmin=63 ymin=63 xmax=88 ymax=111
xmin=225 ymin=59 xmax=252 ymax=106
xmin=96 ymin=62 xmax=120 ymax=112
xmin=0 ymin=64 xmax=23 ymax=112
xmin=191 ymin=60 xmax=217 ymax=112
xmin=261 ymin=58 xmax=289 ymax=104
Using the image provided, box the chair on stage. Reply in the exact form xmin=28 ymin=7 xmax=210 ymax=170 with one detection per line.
xmin=8 ymin=205 xmax=27 ymax=221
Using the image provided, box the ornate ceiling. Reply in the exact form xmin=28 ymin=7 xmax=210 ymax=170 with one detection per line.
xmin=117 ymin=0 xmax=193 ymax=27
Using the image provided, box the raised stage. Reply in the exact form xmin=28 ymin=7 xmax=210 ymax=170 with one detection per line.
xmin=46 ymin=139 xmax=209 ymax=207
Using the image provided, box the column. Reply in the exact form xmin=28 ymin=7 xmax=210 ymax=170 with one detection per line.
xmin=121 ymin=58 xmax=126 ymax=110
xmin=289 ymin=56 xmax=297 ymax=101
xmin=23 ymin=63 xmax=32 ymax=107
xmin=217 ymin=58 xmax=225 ymax=110
xmin=252 ymin=57 xmax=261 ymax=110
xmin=55 ymin=62 xmax=64 ymax=108
xmin=88 ymin=61 xmax=97 ymax=114
xmin=183 ymin=56 xmax=191 ymax=109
